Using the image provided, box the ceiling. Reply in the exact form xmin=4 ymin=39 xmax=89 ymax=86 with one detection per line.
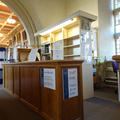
xmin=0 ymin=1 xmax=22 ymax=46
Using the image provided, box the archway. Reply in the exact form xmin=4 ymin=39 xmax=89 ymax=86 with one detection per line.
xmin=0 ymin=0 xmax=38 ymax=47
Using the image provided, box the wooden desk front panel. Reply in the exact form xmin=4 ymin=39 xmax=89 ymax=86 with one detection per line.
xmin=40 ymin=87 xmax=57 ymax=120
xmin=60 ymin=65 xmax=83 ymax=120
xmin=4 ymin=66 xmax=14 ymax=94
xmin=20 ymin=66 xmax=40 ymax=109
xmin=13 ymin=66 xmax=20 ymax=97
xmin=3 ymin=60 xmax=84 ymax=120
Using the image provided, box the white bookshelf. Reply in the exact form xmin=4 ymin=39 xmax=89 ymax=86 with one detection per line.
xmin=35 ymin=10 xmax=97 ymax=61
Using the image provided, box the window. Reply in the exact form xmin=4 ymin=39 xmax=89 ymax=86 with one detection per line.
xmin=115 ymin=13 xmax=120 ymax=33
xmin=116 ymin=37 xmax=120 ymax=54
xmin=114 ymin=0 xmax=120 ymax=9
xmin=113 ymin=0 xmax=120 ymax=54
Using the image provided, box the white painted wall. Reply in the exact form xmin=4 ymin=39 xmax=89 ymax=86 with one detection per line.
xmin=21 ymin=0 xmax=66 ymax=31
xmin=18 ymin=0 xmax=98 ymax=30
xmin=98 ymin=0 xmax=115 ymax=59
xmin=82 ymin=63 xmax=94 ymax=99
xmin=66 ymin=0 xmax=98 ymax=28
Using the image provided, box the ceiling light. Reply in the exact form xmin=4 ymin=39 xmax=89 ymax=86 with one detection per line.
xmin=7 ymin=18 xmax=16 ymax=24
xmin=0 ymin=33 xmax=3 ymax=37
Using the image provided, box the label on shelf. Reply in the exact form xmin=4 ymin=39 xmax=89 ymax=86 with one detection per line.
xmin=40 ymin=68 xmax=56 ymax=90
xmin=63 ymin=68 xmax=78 ymax=99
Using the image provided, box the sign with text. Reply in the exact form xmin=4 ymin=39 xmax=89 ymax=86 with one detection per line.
xmin=63 ymin=68 xmax=78 ymax=99
xmin=40 ymin=68 xmax=56 ymax=90
xmin=53 ymin=40 xmax=63 ymax=60
xmin=28 ymin=48 xmax=38 ymax=61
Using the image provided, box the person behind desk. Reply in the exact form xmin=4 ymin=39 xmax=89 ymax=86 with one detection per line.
xmin=112 ymin=61 xmax=119 ymax=94
xmin=36 ymin=49 xmax=41 ymax=61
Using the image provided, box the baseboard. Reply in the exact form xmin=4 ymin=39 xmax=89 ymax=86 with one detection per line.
xmin=13 ymin=93 xmax=20 ymax=99
xmin=3 ymin=88 xmax=13 ymax=96
xmin=20 ymin=98 xmax=39 ymax=113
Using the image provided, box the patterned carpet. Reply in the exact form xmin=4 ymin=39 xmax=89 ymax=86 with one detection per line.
xmin=0 ymin=86 xmax=43 ymax=120
xmin=0 ymin=85 xmax=120 ymax=120
xmin=84 ymin=97 xmax=120 ymax=120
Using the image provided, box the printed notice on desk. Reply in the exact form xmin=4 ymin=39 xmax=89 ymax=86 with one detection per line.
xmin=63 ymin=68 xmax=78 ymax=99
xmin=40 ymin=68 xmax=56 ymax=90
xmin=68 ymin=68 xmax=78 ymax=98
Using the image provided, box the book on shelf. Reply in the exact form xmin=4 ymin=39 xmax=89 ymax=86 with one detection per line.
xmin=41 ymin=44 xmax=51 ymax=54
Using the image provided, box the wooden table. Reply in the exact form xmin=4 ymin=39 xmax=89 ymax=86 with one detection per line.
xmin=3 ymin=60 xmax=84 ymax=120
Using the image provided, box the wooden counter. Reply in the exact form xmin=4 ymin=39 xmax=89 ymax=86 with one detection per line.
xmin=3 ymin=60 xmax=84 ymax=120
xmin=113 ymin=55 xmax=120 ymax=61
xmin=112 ymin=55 xmax=120 ymax=67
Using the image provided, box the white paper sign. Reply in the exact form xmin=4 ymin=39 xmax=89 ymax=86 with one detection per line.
xmin=44 ymin=68 xmax=56 ymax=90
xmin=0 ymin=51 xmax=5 ymax=59
xmin=68 ymin=68 xmax=78 ymax=98
xmin=53 ymin=40 xmax=63 ymax=60
xmin=28 ymin=48 xmax=38 ymax=61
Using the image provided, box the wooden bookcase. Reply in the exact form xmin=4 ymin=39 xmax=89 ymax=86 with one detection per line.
xmin=17 ymin=48 xmax=31 ymax=62
xmin=40 ymin=20 xmax=81 ymax=60
xmin=8 ymin=29 xmax=28 ymax=48
xmin=35 ymin=11 xmax=97 ymax=61
xmin=41 ymin=43 xmax=51 ymax=60
xmin=51 ymin=28 xmax=63 ymax=42
xmin=63 ymin=21 xmax=79 ymax=38
xmin=63 ymin=35 xmax=80 ymax=60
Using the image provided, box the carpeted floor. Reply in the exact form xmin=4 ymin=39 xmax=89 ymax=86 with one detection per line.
xmin=84 ymin=97 xmax=120 ymax=120
xmin=0 ymin=85 xmax=120 ymax=120
xmin=0 ymin=85 xmax=43 ymax=120
xmin=94 ymin=87 xmax=118 ymax=102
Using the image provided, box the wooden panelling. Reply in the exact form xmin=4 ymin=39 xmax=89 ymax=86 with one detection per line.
xmin=40 ymin=85 xmax=57 ymax=120
xmin=4 ymin=65 xmax=14 ymax=94
xmin=13 ymin=66 xmax=20 ymax=97
xmin=20 ymin=66 xmax=40 ymax=109
xmin=3 ymin=60 xmax=84 ymax=120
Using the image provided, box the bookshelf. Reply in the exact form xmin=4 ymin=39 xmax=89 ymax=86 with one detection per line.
xmin=51 ymin=28 xmax=63 ymax=42
xmin=35 ymin=10 xmax=97 ymax=61
xmin=63 ymin=35 xmax=80 ymax=60
xmin=41 ymin=43 xmax=51 ymax=60
xmin=40 ymin=20 xmax=81 ymax=60
xmin=63 ymin=21 xmax=79 ymax=38
xmin=7 ymin=29 xmax=28 ymax=48
xmin=41 ymin=34 xmax=50 ymax=44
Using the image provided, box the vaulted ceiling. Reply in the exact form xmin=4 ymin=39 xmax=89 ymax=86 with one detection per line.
xmin=0 ymin=1 xmax=22 ymax=46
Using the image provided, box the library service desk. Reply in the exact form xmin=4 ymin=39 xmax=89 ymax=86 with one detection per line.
xmin=3 ymin=60 xmax=84 ymax=120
